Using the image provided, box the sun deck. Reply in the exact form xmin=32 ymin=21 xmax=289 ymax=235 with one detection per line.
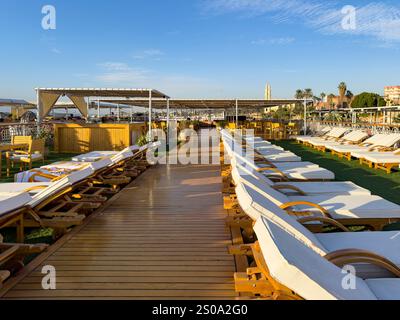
xmin=1 ymin=163 xmax=238 ymax=299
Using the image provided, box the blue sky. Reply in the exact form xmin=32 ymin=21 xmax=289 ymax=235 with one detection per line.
xmin=1 ymin=0 xmax=400 ymax=102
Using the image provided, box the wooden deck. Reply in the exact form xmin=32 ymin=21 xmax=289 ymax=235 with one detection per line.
xmin=1 ymin=163 xmax=238 ymax=299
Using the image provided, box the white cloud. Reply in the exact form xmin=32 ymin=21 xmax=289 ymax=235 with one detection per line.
xmin=133 ymin=49 xmax=165 ymax=59
xmin=96 ymin=62 xmax=150 ymax=83
xmin=203 ymin=0 xmax=400 ymax=42
xmin=94 ymin=62 xmax=222 ymax=97
xmin=251 ymin=37 xmax=295 ymax=45
xmin=51 ymin=48 xmax=61 ymax=54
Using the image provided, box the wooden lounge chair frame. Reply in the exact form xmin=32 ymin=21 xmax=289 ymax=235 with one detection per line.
xmin=0 ymin=233 xmax=47 ymax=288
xmin=229 ymin=241 xmax=400 ymax=299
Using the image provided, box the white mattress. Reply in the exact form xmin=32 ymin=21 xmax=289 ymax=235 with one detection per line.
xmin=0 ymin=192 xmax=32 ymax=215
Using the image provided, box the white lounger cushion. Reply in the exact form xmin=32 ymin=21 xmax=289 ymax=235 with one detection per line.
xmin=0 ymin=182 xmax=52 ymax=195
xmin=28 ymin=168 xmax=94 ymax=208
xmin=41 ymin=161 xmax=92 ymax=171
xmin=362 ymin=154 xmax=400 ymax=164
xmin=254 ymin=217 xmax=379 ymax=300
xmin=366 ymin=280 xmax=400 ymax=300
xmin=72 ymin=151 xmax=119 ymax=162
xmin=9 ymin=153 xmax=43 ymax=161
xmin=241 ymin=182 xmax=400 ymax=278
xmin=235 ymin=154 xmax=335 ymax=180
xmin=265 ymin=166 xmax=334 ymax=180
xmin=260 ymin=153 xmax=302 ymax=162
xmin=232 ymin=161 xmax=370 ymax=196
xmin=289 ymin=194 xmax=400 ymax=219
xmin=238 ymin=169 xmax=399 ymax=219
xmin=0 ymin=192 xmax=32 ymax=215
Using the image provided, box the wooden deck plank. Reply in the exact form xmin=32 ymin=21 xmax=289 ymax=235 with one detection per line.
xmin=2 ymin=161 xmax=237 ymax=300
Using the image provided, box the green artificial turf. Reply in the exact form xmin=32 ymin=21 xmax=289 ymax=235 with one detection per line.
xmin=273 ymin=140 xmax=400 ymax=206
xmin=0 ymin=152 xmax=78 ymax=183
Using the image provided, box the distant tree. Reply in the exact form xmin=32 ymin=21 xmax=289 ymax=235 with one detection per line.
xmin=320 ymin=92 xmax=326 ymax=101
xmin=304 ymin=88 xmax=313 ymax=99
xmin=295 ymin=89 xmax=304 ymax=99
xmin=338 ymin=82 xmax=347 ymax=108
xmin=351 ymin=92 xmax=386 ymax=108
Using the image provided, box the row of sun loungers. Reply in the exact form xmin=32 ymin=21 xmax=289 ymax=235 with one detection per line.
xmin=220 ymin=129 xmax=400 ymax=300
xmin=0 ymin=142 xmax=159 ymax=287
xmin=296 ymin=127 xmax=400 ymax=173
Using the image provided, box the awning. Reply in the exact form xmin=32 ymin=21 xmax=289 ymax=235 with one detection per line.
xmin=100 ymin=98 xmax=299 ymax=110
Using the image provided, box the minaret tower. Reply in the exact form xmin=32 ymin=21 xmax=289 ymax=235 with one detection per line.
xmin=265 ymin=83 xmax=271 ymax=100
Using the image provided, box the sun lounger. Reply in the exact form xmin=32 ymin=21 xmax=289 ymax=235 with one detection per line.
xmin=301 ymin=127 xmax=349 ymax=145
xmin=231 ymin=216 xmax=400 ymax=299
xmin=231 ymin=161 xmax=371 ymax=196
xmin=354 ymin=150 xmax=400 ymax=173
xmin=310 ymin=131 xmax=370 ymax=152
xmin=329 ymin=134 xmax=400 ymax=160
xmin=234 ymin=181 xmax=400 ymax=277
xmin=233 ymin=152 xmax=335 ymax=181
xmin=236 ymin=171 xmax=400 ymax=230
xmin=0 ymin=193 xmax=48 ymax=283
xmin=296 ymin=126 xmax=332 ymax=143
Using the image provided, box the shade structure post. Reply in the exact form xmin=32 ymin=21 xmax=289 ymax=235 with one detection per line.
xmin=235 ymin=99 xmax=239 ymax=128
xmin=65 ymin=107 xmax=68 ymax=120
xmin=117 ymin=104 xmax=120 ymax=122
xmin=85 ymin=97 xmax=90 ymax=123
xmin=148 ymin=90 xmax=153 ymax=140
xmin=36 ymin=89 xmax=42 ymax=130
xmin=166 ymin=98 xmax=170 ymax=145
xmin=97 ymin=99 xmax=101 ymax=119
xmin=130 ymin=106 xmax=133 ymax=123
xmin=303 ymin=98 xmax=307 ymax=136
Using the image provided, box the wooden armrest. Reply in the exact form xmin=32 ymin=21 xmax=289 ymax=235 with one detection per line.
xmin=297 ymin=216 xmax=349 ymax=232
xmin=325 ymin=249 xmax=400 ymax=278
xmin=272 ymin=185 xmax=307 ymax=196
xmin=23 ymin=185 xmax=49 ymax=192
xmin=28 ymin=172 xmax=59 ymax=182
xmin=0 ymin=245 xmax=19 ymax=264
xmin=280 ymin=201 xmax=331 ymax=218
xmin=369 ymin=145 xmax=392 ymax=152
xmin=257 ymin=167 xmax=286 ymax=178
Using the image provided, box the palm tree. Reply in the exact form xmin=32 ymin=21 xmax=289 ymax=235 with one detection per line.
xmin=295 ymin=89 xmax=304 ymax=99
xmin=304 ymin=88 xmax=313 ymax=99
xmin=345 ymin=90 xmax=354 ymax=107
xmin=338 ymin=82 xmax=347 ymax=108
xmin=320 ymin=92 xmax=326 ymax=101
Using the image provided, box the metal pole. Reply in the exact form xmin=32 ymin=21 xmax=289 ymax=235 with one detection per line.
xmin=97 ymin=99 xmax=101 ymax=119
xmin=130 ymin=106 xmax=134 ymax=123
xmin=166 ymin=99 xmax=170 ymax=146
xmin=235 ymin=99 xmax=239 ymax=128
xmin=36 ymin=89 xmax=41 ymax=130
xmin=117 ymin=104 xmax=120 ymax=122
xmin=148 ymin=90 xmax=152 ymax=140
xmin=303 ymin=98 xmax=307 ymax=136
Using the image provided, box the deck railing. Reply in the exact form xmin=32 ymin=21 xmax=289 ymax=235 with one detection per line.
xmin=309 ymin=121 xmax=400 ymax=134
xmin=0 ymin=123 xmax=54 ymax=144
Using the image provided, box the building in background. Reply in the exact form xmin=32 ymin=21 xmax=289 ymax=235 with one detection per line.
xmin=384 ymin=86 xmax=400 ymax=105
